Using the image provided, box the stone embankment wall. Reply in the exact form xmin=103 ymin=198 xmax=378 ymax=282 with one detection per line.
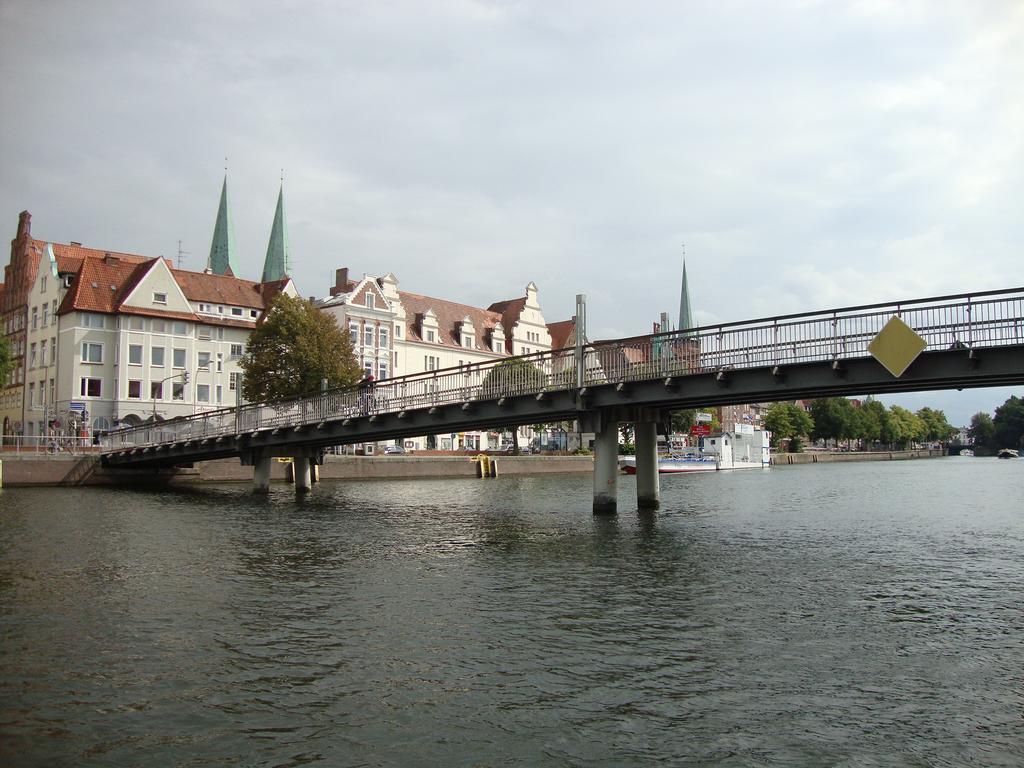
xmin=771 ymin=449 xmax=944 ymax=465
xmin=0 ymin=453 xmax=593 ymax=488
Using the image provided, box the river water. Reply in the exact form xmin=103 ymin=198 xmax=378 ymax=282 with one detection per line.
xmin=1 ymin=458 xmax=1022 ymax=767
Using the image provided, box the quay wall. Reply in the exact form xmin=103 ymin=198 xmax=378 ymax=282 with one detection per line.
xmin=0 ymin=453 xmax=593 ymax=488
xmin=771 ymin=449 xmax=944 ymax=465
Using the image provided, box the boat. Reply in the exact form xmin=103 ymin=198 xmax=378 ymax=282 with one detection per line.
xmin=959 ymin=449 xmax=975 ymax=457
xmin=701 ymin=428 xmax=772 ymax=470
xmin=618 ymin=452 xmax=718 ymax=474
xmin=997 ymin=448 xmax=1020 ymax=459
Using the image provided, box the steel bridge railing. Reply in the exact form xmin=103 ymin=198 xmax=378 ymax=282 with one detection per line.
xmin=103 ymin=287 xmax=1024 ymax=453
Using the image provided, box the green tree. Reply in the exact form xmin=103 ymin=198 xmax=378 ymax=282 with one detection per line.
xmin=859 ymin=398 xmax=885 ymax=445
xmin=239 ymin=294 xmax=361 ymax=403
xmin=478 ymin=358 xmax=546 ymax=453
xmin=967 ymin=411 xmax=994 ymax=450
xmin=810 ymin=398 xmax=857 ymax=446
xmin=888 ymin=406 xmax=926 ymax=449
xmin=670 ymin=409 xmax=696 ymax=434
xmin=915 ymin=407 xmax=956 ymax=443
xmin=0 ymin=336 xmax=12 ymax=386
xmin=992 ymin=395 xmax=1024 ymax=450
xmin=764 ymin=402 xmax=813 ymax=451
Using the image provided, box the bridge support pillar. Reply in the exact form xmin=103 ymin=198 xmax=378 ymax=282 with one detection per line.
xmin=592 ymin=418 xmax=619 ymax=515
xmin=253 ymin=457 xmax=272 ymax=494
xmin=634 ymin=421 xmax=660 ymax=510
xmin=293 ymin=457 xmax=312 ymax=493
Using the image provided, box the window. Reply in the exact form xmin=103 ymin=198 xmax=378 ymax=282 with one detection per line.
xmin=197 ymin=384 xmax=210 ymax=402
xmin=198 ymin=326 xmax=211 ymax=340
xmin=152 ymin=319 xmax=166 ymax=333
xmin=198 ymin=303 xmax=210 ymax=313
xmin=172 ymin=321 xmax=188 ymax=336
xmin=365 ymin=293 xmax=375 ymax=309
xmin=231 ymin=307 xmax=243 ymax=317
xmin=152 ymin=347 xmax=165 ymax=366
xmin=229 ymin=343 xmax=243 ymax=359
xmin=128 ymin=344 xmax=143 ymax=365
xmin=216 ymin=353 xmax=223 ymax=372
xmin=229 ymin=372 xmax=240 ymax=391
xmin=364 ymin=326 xmax=374 ymax=346
xmin=128 ymin=316 xmax=144 ymax=330
xmin=40 ymin=340 xmax=47 ymax=365
xmin=127 ymin=380 xmax=142 ymax=399
xmin=378 ymin=362 xmax=387 ymax=380
xmin=29 ymin=343 xmax=37 ymax=368
xmin=153 ymin=291 xmax=167 ymax=304
xmin=426 ymin=329 xmax=435 ymax=342
xmin=80 ymin=312 xmax=105 ymax=329
xmin=31 ymin=307 xmax=38 ymax=329
xmin=250 ymin=309 xmax=258 ymax=318
xmin=80 ymin=377 xmax=102 ymax=397
xmin=463 ymin=335 xmax=473 ymax=348
xmin=425 ymin=355 xmax=439 ymax=370
xmin=349 ymin=323 xmax=359 ymax=344
xmin=173 ymin=348 xmax=186 ymax=368
xmin=216 ymin=385 xmax=223 ymax=404
xmin=42 ymin=304 xmax=49 ymax=326
xmin=150 ymin=382 xmax=163 ymax=400
xmin=218 ymin=306 xmax=224 ymax=314
xmin=172 ymin=382 xmax=185 ymax=401
xmin=81 ymin=342 xmax=103 ymax=364
xmin=28 ymin=383 xmax=35 ymax=407
xmin=41 ymin=274 xmax=47 ymax=293
xmin=395 ymin=325 xmax=401 ymax=338
xmin=51 ymin=300 xmax=57 ymax=324
xmin=363 ymin=363 xmax=373 ymax=378
xmin=493 ymin=340 xmax=502 ymax=353
xmin=198 ymin=351 xmax=211 ymax=371
xmin=50 ymin=339 xmax=56 ymax=365
xmin=379 ymin=328 xmax=389 ymax=348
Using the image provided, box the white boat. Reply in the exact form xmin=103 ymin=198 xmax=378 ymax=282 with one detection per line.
xmin=959 ymin=449 xmax=975 ymax=457
xmin=618 ymin=453 xmax=719 ymax=474
xmin=997 ymin=448 xmax=1019 ymax=459
xmin=701 ymin=428 xmax=772 ymax=470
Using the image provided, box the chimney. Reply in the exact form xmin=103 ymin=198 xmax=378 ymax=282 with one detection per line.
xmin=17 ymin=210 xmax=31 ymax=239
xmin=330 ymin=267 xmax=350 ymax=296
xmin=104 ymin=254 xmax=120 ymax=265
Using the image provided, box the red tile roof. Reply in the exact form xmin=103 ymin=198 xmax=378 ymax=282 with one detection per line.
xmin=487 ymin=296 xmax=526 ymax=345
xmin=172 ymin=268 xmax=269 ymax=308
xmin=546 ymin=319 xmax=576 ymax=351
xmin=399 ymin=291 xmax=505 ymax=349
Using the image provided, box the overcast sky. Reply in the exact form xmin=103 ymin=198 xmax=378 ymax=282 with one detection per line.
xmin=2 ymin=0 xmax=1021 ymax=424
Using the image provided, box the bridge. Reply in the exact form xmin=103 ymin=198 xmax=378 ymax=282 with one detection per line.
xmin=102 ymin=287 xmax=1024 ymax=512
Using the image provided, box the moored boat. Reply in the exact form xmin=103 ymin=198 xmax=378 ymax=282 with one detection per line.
xmin=959 ymin=449 xmax=975 ymax=457
xmin=997 ymin=448 xmax=1020 ymax=459
xmin=618 ymin=453 xmax=718 ymax=474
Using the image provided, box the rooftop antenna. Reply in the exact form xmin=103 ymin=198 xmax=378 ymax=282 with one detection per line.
xmin=176 ymin=240 xmax=189 ymax=270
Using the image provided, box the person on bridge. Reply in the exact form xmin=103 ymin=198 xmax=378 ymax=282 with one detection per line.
xmin=358 ymin=374 xmax=376 ymax=415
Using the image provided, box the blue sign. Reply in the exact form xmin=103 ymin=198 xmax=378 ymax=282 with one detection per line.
xmin=69 ymin=401 xmax=86 ymax=412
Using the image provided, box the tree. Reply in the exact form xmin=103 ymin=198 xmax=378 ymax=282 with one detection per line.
xmin=993 ymin=395 xmax=1024 ymax=450
xmin=764 ymin=402 xmax=813 ymax=451
xmin=967 ymin=411 xmax=995 ymax=450
xmin=859 ymin=398 xmax=885 ymax=445
xmin=478 ymin=358 xmax=546 ymax=453
xmin=239 ymin=294 xmax=361 ymax=403
xmin=810 ymin=398 xmax=857 ymax=446
xmin=0 ymin=336 xmax=12 ymax=386
xmin=915 ymin=407 xmax=956 ymax=443
xmin=888 ymin=406 xmax=926 ymax=449
xmin=670 ymin=409 xmax=696 ymax=434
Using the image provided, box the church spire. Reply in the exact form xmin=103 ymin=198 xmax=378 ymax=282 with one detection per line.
xmin=261 ymin=182 xmax=291 ymax=283
xmin=207 ymin=174 xmax=239 ymax=276
xmin=678 ymin=254 xmax=694 ymax=334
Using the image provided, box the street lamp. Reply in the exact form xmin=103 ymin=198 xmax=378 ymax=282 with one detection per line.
xmin=152 ymin=370 xmax=190 ymax=420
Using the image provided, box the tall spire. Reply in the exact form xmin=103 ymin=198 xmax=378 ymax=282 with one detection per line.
xmin=678 ymin=251 xmax=694 ymax=333
xmin=208 ymin=174 xmax=239 ymax=276
xmin=261 ymin=182 xmax=291 ymax=283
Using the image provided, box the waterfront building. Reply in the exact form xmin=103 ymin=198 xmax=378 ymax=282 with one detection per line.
xmin=2 ymin=178 xmax=300 ymax=439
xmin=319 ymin=268 xmax=563 ymax=450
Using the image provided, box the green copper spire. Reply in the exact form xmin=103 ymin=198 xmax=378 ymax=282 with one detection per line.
xmin=678 ymin=259 xmax=694 ymax=333
xmin=261 ymin=183 xmax=291 ymax=283
xmin=208 ymin=175 xmax=239 ymax=276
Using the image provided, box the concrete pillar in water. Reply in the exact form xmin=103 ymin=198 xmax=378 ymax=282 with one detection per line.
xmin=293 ymin=457 xmax=312 ymax=492
xmin=253 ymin=457 xmax=273 ymax=494
xmin=593 ymin=420 xmax=619 ymax=514
xmin=634 ymin=421 xmax=660 ymax=510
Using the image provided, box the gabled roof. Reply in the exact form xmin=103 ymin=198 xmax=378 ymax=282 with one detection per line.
xmin=57 ymin=257 xmax=155 ymax=316
xmin=487 ymin=295 xmax=526 ymax=343
xmin=28 ymin=238 xmax=156 ymax=272
xmin=399 ymin=291 xmax=504 ymax=348
xmin=173 ymin=268 xmax=267 ymax=308
xmin=546 ymin=319 xmax=575 ymax=351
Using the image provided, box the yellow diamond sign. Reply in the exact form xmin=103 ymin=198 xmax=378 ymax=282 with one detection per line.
xmin=868 ymin=315 xmax=927 ymax=377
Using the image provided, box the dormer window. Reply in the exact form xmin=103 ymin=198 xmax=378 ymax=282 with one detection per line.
xmin=153 ymin=291 xmax=167 ymax=304
xmin=426 ymin=329 xmax=435 ymax=342
xmin=462 ymin=335 xmax=473 ymax=348
xmin=365 ymin=293 xmax=375 ymax=309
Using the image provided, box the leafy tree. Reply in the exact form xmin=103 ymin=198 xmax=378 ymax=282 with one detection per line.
xmin=764 ymin=402 xmax=813 ymax=451
xmin=967 ymin=411 xmax=995 ymax=450
xmin=478 ymin=358 xmax=546 ymax=453
xmin=993 ymin=395 xmax=1024 ymax=450
xmin=671 ymin=409 xmax=696 ymax=434
xmin=859 ymin=398 xmax=885 ymax=444
xmin=0 ymin=336 xmax=12 ymax=386
xmin=240 ymin=294 xmax=361 ymax=403
xmin=810 ymin=398 xmax=857 ymax=446
xmin=888 ymin=406 xmax=926 ymax=449
xmin=915 ymin=407 xmax=956 ymax=443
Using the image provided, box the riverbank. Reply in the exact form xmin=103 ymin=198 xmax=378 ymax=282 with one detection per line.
xmin=0 ymin=453 xmax=594 ymax=488
xmin=770 ymin=448 xmax=945 ymax=464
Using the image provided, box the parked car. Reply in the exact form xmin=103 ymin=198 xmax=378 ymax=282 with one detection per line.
xmin=383 ymin=445 xmax=406 ymax=455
